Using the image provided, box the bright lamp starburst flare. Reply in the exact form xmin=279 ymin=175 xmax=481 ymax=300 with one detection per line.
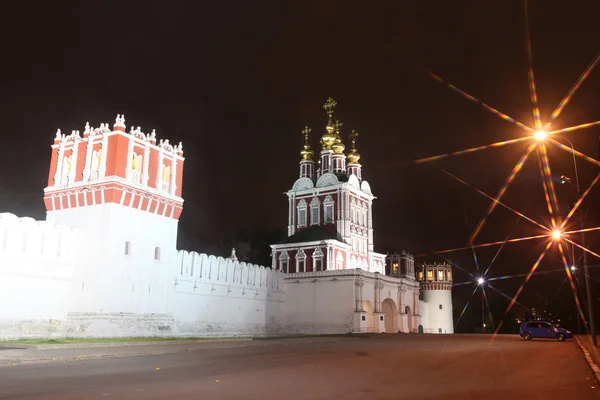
xmin=400 ymin=1 xmax=600 ymax=338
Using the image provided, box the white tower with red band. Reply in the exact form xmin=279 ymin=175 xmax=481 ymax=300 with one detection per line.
xmin=43 ymin=115 xmax=185 ymax=314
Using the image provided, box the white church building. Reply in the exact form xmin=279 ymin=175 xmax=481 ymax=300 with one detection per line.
xmin=0 ymin=99 xmax=454 ymax=339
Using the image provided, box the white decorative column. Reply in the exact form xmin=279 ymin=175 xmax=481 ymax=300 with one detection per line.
xmin=99 ymin=134 xmax=109 ymax=179
xmin=125 ymin=135 xmax=134 ymax=181
xmin=398 ymin=285 xmax=406 ymax=312
xmin=367 ymin=200 xmax=374 ymax=252
xmin=156 ymin=147 xmax=164 ymax=190
xmin=354 ymin=276 xmax=364 ymax=312
xmin=68 ymin=136 xmax=80 ymax=185
xmin=82 ymin=137 xmax=94 ymax=182
xmin=142 ymin=141 xmax=150 ymax=187
xmin=53 ymin=141 xmax=65 ymax=187
xmin=374 ymin=279 xmax=384 ymax=312
xmin=170 ymin=156 xmax=177 ymax=195
xmin=414 ymin=289 xmax=420 ymax=315
xmin=374 ymin=279 xmax=386 ymax=333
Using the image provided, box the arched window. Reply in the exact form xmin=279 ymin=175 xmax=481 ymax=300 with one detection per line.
xmin=154 ymin=246 xmax=161 ymax=261
xmin=278 ymin=251 xmax=289 ymax=273
xmin=439 ymin=304 xmax=443 ymax=310
xmin=297 ymin=199 xmax=308 ymax=228
xmin=313 ymin=247 xmax=324 ymax=271
xmin=296 ymin=249 xmax=306 ymax=273
xmin=324 ymin=195 xmax=334 ymax=224
xmin=310 ymin=197 xmax=320 ymax=225
xmin=124 ymin=241 xmax=132 ymax=256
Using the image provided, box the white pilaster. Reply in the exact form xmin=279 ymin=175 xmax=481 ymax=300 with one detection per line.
xmin=99 ymin=134 xmax=109 ymax=179
xmin=53 ymin=142 xmax=65 ymax=187
xmin=82 ymin=137 xmax=94 ymax=182
xmin=68 ymin=139 xmax=79 ymax=185
xmin=142 ymin=140 xmax=150 ymax=187
xmin=170 ymin=157 xmax=178 ymax=195
xmin=126 ymin=134 xmax=134 ymax=181
xmin=156 ymin=147 xmax=165 ymax=191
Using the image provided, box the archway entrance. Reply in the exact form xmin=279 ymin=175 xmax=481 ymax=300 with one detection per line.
xmin=405 ymin=305 xmax=413 ymax=333
xmin=382 ymin=298 xmax=398 ymax=333
xmin=363 ymin=300 xmax=375 ymax=332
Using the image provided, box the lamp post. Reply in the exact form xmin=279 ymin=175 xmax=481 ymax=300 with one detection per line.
xmin=557 ymin=135 xmax=597 ymax=347
xmin=478 ymin=277 xmax=485 ymax=333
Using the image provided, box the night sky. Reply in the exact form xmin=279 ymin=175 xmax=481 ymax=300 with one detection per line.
xmin=1 ymin=0 xmax=599 ymax=330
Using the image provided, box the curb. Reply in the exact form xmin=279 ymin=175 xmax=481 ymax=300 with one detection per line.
xmin=0 ymin=347 xmax=202 ymax=368
xmin=0 ymin=335 xmax=365 ymax=367
xmin=0 ymin=337 xmax=253 ymax=350
xmin=574 ymin=335 xmax=600 ymax=384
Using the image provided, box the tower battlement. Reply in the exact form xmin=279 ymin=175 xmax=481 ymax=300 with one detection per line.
xmin=417 ymin=261 xmax=453 ymax=290
xmin=44 ymin=115 xmax=185 ymax=220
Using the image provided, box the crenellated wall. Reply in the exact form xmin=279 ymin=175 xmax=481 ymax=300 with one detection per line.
xmin=0 ymin=217 xmax=287 ymax=339
xmin=0 ymin=213 xmax=79 ymax=333
xmin=167 ymin=251 xmax=286 ymax=336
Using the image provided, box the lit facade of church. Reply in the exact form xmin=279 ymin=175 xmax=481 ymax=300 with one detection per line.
xmin=271 ymin=98 xmax=386 ymax=275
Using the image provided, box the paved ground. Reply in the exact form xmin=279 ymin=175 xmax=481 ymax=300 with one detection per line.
xmin=0 ymin=334 xmax=598 ymax=400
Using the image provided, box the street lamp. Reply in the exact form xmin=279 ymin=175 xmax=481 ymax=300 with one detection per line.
xmin=478 ymin=277 xmax=485 ymax=333
xmin=534 ymin=130 xmax=548 ymax=141
xmin=558 ymin=134 xmax=596 ymax=346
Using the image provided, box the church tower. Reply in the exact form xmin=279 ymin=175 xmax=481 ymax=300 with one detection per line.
xmin=418 ymin=261 xmax=454 ymax=334
xmin=43 ymin=115 xmax=185 ymax=315
xmin=271 ymin=98 xmax=386 ymax=274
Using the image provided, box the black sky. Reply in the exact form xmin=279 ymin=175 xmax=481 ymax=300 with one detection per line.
xmin=1 ymin=0 xmax=599 ymax=327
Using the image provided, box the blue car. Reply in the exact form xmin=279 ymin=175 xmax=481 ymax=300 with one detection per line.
xmin=520 ymin=321 xmax=572 ymax=342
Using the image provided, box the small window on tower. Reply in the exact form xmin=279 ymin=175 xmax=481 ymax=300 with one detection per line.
xmin=392 ymin=262 xmax=399 ymax=274
xmin=438 ymin=270 xmax=445 ymax=281
xmin=427 ymin=270 xmax=433 ymax=281
xmin=418 ymin=271 xmax=424 ymax=281
xmin=154 ymin=247 xmax=161 ymax=261
xmin=439 ymin=304 xmax=443 ymax=310
xmin=125 ymin=241 xmax=132 ymax=256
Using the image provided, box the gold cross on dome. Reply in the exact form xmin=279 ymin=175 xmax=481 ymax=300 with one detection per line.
xmin=302 ymin=126 xmax=312 ymax=144
xmin=323 ymin=97 xmax=337 ymax=116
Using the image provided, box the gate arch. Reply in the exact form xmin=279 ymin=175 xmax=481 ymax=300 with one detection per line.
xmin=382 ymin=298 xmax=398 ymax=333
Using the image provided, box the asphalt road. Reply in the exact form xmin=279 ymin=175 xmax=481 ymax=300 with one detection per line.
xmin=0 ymin=334 xmax=598 ymax=400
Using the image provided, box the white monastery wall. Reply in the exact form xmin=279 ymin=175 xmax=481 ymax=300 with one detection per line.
xmin=0 ymin=213 xmax=79 ymax=337
xmin=167 ymin=251 xmax=286 ymax=336
xmin=0 ymin=211 xmax=287 ymax=339
xmin=284 ymin=270 xmax=422 ymax=335
xmin=284 ymin=271 xmax=356 ymax=334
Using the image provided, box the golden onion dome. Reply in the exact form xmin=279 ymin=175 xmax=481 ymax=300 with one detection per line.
xmin=331 ymin=120 xmax=346 ymax=155
xmin=347 ymin=130 xmax=361 ymax=164
xmin=300 ymin=126 xmax=314 ymax=161
xmin=321 ymin=97 xmax=338 ymax=150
